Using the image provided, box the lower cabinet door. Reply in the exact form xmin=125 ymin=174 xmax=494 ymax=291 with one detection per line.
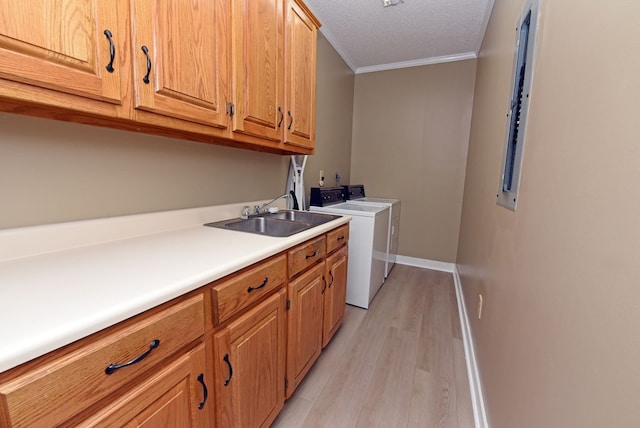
xmin=285 ymin=262 xmax=324 ymax=398
xmin=76 ymin=342 xmax=212 ymax=427
xmin=213 ymin=289 xmax=287 ymax=428
xmin=323 ymin=245 xmax=348 ymax=347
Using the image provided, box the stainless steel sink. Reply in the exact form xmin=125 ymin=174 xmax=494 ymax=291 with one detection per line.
xmin=204 ymin=210 xmax=341 ymax=237
xmin=267 ymin=210 xmax=341 ymax=226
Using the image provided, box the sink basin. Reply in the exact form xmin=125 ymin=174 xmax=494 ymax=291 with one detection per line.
xmin=204 ymin=210 xmax=341 ymax=237
xmin=267 ymin=210 xmax=341 ymax=226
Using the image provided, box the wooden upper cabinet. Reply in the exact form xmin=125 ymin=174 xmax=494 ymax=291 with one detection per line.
xmin=284 ymin=0 xmax=319 ymax=150
xmin=230 ymin=0 xmax=284 ymax=142
xmin=0 ymin=0 xmax=320 ymax=154
xmin=0 ymin=0 xmax=125 ymax=104
xmin=130 ymin=0 xmax=229 ymax=128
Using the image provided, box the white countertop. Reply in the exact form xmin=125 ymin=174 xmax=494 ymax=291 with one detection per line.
xmin=0 ymin=202 xmax=350 ymax=373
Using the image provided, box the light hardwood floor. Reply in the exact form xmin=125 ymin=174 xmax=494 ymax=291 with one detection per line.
xmin=272 ymin=265 xmax=474 ymax=428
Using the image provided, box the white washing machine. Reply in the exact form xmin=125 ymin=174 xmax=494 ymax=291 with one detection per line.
xmin=310 ymin=187 xmax=390 ymax=309
xmin=343 ymin=185 xmax=401 ymax=278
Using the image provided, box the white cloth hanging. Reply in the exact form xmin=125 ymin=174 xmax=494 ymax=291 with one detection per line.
xmin=286 ymin=155 xmax=307 ymax=210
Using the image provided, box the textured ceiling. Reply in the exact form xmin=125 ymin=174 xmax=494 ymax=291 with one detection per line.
xmin=304 ymin=0 xmax=495 ymax=73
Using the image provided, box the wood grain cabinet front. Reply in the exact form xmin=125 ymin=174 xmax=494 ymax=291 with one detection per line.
xmin=283 ymin=0 xmax=319 ymax=150
xmin=0 ymin=0 xmax=128 ymax=114
xmin=211 ymin=254 xmax=287 ymax=325
xmin=213 ymin=289 xmax=287 ymax=428
xmin=323 ymin=244 xmax=349 ymax=347
xmin=284 ymin=225 xmax=349 ymax=397
xmin=285 ymin=262 xmax=324 ymax=397
xmin=130 ymin=0 xmax=230 ymax=131
xmin=229 ymin=0 xmax=285 ymax=144
xmin=288 ymin=235 xmax=326 ymax=278
xmin=229 ymin=0 xmax=320 ymax=153
xmin=72 ymin=342 xmax=212 ymax=427
xmin=0 ymin=294 xmax=205 ymax=428
xmin=326 ymin=224 xmax=350 ymax=255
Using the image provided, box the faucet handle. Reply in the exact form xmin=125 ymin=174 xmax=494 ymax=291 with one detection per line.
xmin=254 ymin=205 xmax=261 ymax=215
xmin=241 ymin=206 xmax=250 ymax=219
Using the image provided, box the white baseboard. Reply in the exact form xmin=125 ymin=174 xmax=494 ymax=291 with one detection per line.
xmin=453 ymin=266 xmax=489 ymax=428
xmin=395 ymin=255 xmax=456 ymax=272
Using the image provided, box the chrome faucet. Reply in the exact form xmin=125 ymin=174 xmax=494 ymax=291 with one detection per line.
xmin=255 ymin=193 xmax=291 ymax=214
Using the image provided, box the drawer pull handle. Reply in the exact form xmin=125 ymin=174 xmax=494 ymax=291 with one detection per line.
xmin=103 ymin=29 xmax=115 ymax=73
xmin=197 ymin=373 xmax=208 ymax=410
xmin=223 ymin=354 xmax=233 ymax=386
xmin=248 ymin=277 xmax=268 ymax=293
xmin=105 ymin=339 xmax=160 ymax=374
xmin=141 ymin=45 xmax=152 ymax=84
xmin=305 ymin=250 xmax=317 ymax=259
xmin=337 ymin=236 xmax=345 ymax=241
xmin=328 ymin=270 xmax=334 ymax=288
xmin=321 ymin=275 xmax=327 ymax=294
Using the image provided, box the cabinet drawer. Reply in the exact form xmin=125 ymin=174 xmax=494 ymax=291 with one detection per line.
xmin=212 ymin=255 xmax=287 ymax=325
xmin=288 ymin=236 xmax=326 ymax=278
xmin=0 ymin=294 xmax=205 ymax=428
xmin=326 ymin=224 xmax=349 ymax=254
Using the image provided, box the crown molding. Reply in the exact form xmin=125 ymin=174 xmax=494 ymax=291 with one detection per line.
xmin=355 ymin=52 xmax=478 ymax=74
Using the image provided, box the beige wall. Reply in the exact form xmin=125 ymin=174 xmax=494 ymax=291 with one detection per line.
xmin=302 ymin=33 xmax=354 ymax=204
xmin=0 ymin=113 xmax=289 ymax=228
xmin=0 ymin=34 xmax=351 ymax=229
xmin=351 ymin=60 xmax=476 ymax=263
xmin=457 ymin=1 xmax=640 ymax=427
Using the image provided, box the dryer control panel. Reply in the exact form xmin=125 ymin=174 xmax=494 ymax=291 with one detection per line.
xmin=343 ymin=184 xmax=366 ymax=200
xmin=310 ymin=187 xmax=345 ymax=206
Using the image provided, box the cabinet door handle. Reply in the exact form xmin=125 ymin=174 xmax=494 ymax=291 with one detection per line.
xmin=197 ymin=373 xmax=208 ymax=410
xmin=305 ymin=250 xmax=317 ymax=259
xmin=247 ymin=277 xmax=268 ymax=293
xmin=141 ymin=45 xmax=152 ymax=84
xmin=277 ymin=107 xmax=284 ymax=128
xmin=337 ymin=236 xmax=345 ymax=241
xmin=223 ymin=354 xmax=233 ymax=386
xmin=103 ymin=29 xmax=115 ymax=73
xmin=287 ymin=110 xmax=293 ymax=130
xmin=329 ymin=270 xmax=334 ymax=288
xmin=105 ymin=339 xmax=160 ymax=374
xmin=321 ymin=275 xmax=327 ymax=294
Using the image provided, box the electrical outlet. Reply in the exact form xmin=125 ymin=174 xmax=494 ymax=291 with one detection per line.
xmin=477 ymin=294 xmax=484 ymax=319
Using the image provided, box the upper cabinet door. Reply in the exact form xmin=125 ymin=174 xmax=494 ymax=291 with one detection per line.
xmin=231 ymin=0 xmax=284 ymax=142
xmin=131 ymin=0 xmax=229 ymax=128
xmin=0 ymin=0 xmax=124 ymax=104
xmin=284 ymin=0 xmax=319 ymax=150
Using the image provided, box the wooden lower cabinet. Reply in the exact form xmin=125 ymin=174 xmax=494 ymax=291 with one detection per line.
xmin=323 ymin=245 xmax=348 ymax=348
xmin=285 ymin=262 xmax=324 ymax=398
xmin=0 ymin=295 xmax=206 ymax=428
xmin=0 ymin=227 xmax=348 ymax=428
xmin=75 ymin=342 xmax=211 ymax=427
xmin=213 ymin=288 xmax=287 ymax=428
